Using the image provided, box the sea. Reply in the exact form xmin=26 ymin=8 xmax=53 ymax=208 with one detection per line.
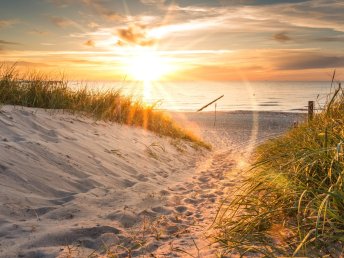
xmin=70 ymin=81 xmax=337 ymax=112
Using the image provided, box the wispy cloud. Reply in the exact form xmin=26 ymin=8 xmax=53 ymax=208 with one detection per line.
xmin=259 ymin=0 xmax=344 ymax=32
xmin=70 ymin=27 xmax=113 ymax=38
xmin=140 ymin=0 xmax=165 ymax=5
xmin=50 ymin=16 xmax=77 ymax=28
xmin=3 ymin=61 xmax=54 ymax=67
xmin=0 ymin=40 xmax=20 ymax=45
xmin=0 ymin=19 xmax=18 ymax=29
xmin=48 ymin=0 xmax=125 ymax=21
xmin=164 ymin=0 xmax=344 ymax=33
xmin=82 ymin=0 xmax=124 ymax=21
xmin=28 ymin=29 xmax=50 ymax=35
xmin=40 ymin=43 xmax=56 ymax=46
xmin=315 ymin=35 xmax=344 ymax=42
xmin=87 ymin=22 xmax=100 ymax=29
xmin=274 ymin=52 xmax=344 ymax=70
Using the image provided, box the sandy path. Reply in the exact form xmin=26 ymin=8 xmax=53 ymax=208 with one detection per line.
xmin=74 ymin=148 xmax=239 ymax=257
xmin=152 ymin=149 xmax=238 ymax=257
xmin=91 ymin=111 xmax=306 ymax=257
xmin=144 ymin=111 xmax=307 ymax=257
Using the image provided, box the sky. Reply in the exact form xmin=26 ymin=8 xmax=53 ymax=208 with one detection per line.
xmin=0 ymin=0 xmax=343 ymax=81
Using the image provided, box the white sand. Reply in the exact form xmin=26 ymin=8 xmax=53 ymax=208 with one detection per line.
xmin=0 ymin=106 xmax=305 ymax=257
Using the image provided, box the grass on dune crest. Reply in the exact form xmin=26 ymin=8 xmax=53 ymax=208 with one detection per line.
xmin=215 ymin=82 xmax=344 ymax=256
xmin=0 ymin=64 xmax=210 ymax=149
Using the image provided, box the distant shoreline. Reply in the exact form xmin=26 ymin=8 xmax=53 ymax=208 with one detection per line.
xmin=165 ymin=109 xmax=308 ymax=114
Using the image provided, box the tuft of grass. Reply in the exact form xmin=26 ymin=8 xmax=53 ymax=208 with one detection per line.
xmin=215 ymin=82 xmax=344 ymax=256
xmin=0 ymin=63 xmax=210 ymax=149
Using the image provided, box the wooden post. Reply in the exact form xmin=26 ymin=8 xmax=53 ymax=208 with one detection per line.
xmin=214 ymin=103 xmax=217 ymax=126
xmin=308 ymin=101 xmax=314 ymax=122
xmin=197 ymin=95 xmax=224 ymax=112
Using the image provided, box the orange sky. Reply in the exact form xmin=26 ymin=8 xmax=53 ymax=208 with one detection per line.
xmin=1 ymin=0 xmax=343 ymax=81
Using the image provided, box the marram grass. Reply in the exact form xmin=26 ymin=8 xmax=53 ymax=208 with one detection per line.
xmin=215 ymin=84 xmax=344 ymax=256
xmin=0 ymin=64 xmax=210 ymax=149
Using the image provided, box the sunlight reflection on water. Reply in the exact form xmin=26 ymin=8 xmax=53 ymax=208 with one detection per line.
xmin=69 ymin=81 xmax=334 ymax=112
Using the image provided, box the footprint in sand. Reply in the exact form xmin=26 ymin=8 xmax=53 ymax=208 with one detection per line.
xmin=175 ymin=205 xmax=188 ymax=213
xmin=106 ymin=211 xmax=139 ymax=228
xmin=159 ymin=190 xmax=170 ymax=196
xmin=185 ymin=211 xmax=193 ymax=216
xmin=198 ymin=176 xmax=210 ymax=183
xmin=121 ymin=179 xmax=137 ymax=187
xmin=133 ymin=174 xmax=149 ymax=182
xmin=49 ymin=195 xmax=75 ymax=205
xmin=151 ymin=206 xmax=172 ymax=215
xmin=183 ymin=197 xmax=200 ymax=205
xmin=45 ymin=207 xmax=79 ymax=220
xmin=166 ymin=225 xmax=179 ymax=234
xmin=0 ymin=164 xmax=8 ymax=172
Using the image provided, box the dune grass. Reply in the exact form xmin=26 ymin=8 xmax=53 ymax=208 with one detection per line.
xmin=0 ymin=64 xmax=210 ymax=149
xmin=215 ymin=82 xmax=344 ymax=256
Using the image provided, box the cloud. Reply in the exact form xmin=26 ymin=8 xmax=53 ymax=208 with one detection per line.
xmin=0 ymin=40 xmax=20 ymax=45
xmin=2 ymin=61 xmax=53 ymax=68
xmin=117 ymin=24 xmax=156 ymax=46
xmin=280 ymin=55 xmax=344 ymax=70
xmin=47 ymin=0 xmax=74 ymax=7
xmin=0 ymin=19 xmax=18 ymax=29
xmin=274 ymin=32 xmax=291 ymax=42
xmin=315 ymin=35 xmax=344 ymax=42
xmin=219 ymin=0 xmax=310 ymax=6
xmin=87 ymin=22 xmax=100 ymax=29
xmin=50 ymin=16 xmax=77 ymax=28
xmin=48 ymin=0 xmax=124 ymax=21
xmin=140 ymin=0 xmax=165 ymax=5
xmin=41 ymin=43 xmax=56 ymax=46
xmin=272 ymin=52 xmax=344 ymax=70
xmin=28 ymin=29 xmax=50 ymax=35
xmin=60 ymin=59 xmax=103 ymax=65
xmin=84 ymin=39 xmax=95 ymax=47
xmin=242 ymin=0 xmax=344 ymax=32
xmin=166 ymin=0 xmax=344 ymax=32
xmin=82 ymin=0 xmax=124 ymax=21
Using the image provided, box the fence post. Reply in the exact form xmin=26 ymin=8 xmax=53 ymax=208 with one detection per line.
xmin=308 ymin=101 xmax=314 ymax=122
xmin=214 ymin=103 xmax=217 ymax=126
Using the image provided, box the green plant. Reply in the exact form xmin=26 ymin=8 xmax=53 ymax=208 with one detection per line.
xmin=215 ymin=82 xmax=344 ymax=256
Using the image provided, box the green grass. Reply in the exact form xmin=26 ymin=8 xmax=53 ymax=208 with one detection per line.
xmin=0 ymin=64 xmax=210 ymax=149
xmin=215 ymin=83 xmax=344 ymax=256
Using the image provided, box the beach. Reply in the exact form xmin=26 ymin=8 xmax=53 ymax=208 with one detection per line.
xmin=2 ymin=0 xmax=342 ymax=255
xmin=0 ymin=106 xmax=305 ymax=257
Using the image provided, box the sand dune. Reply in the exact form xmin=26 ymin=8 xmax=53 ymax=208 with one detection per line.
xmin=0 ymin=106 xmax=208 ymax=257
xmin=0 ymin=106 xmax=305 ymax=257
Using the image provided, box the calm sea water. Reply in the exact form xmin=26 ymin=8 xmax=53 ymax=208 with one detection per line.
xmin=71 ymin=81 xmax=335 ymax=112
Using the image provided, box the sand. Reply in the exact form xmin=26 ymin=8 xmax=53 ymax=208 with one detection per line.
xmin=0 ymin=106 xmax=305 ymax=257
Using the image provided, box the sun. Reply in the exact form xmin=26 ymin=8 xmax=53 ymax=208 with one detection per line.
xmin=125 ymin=48 xmax=171 ymax=82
